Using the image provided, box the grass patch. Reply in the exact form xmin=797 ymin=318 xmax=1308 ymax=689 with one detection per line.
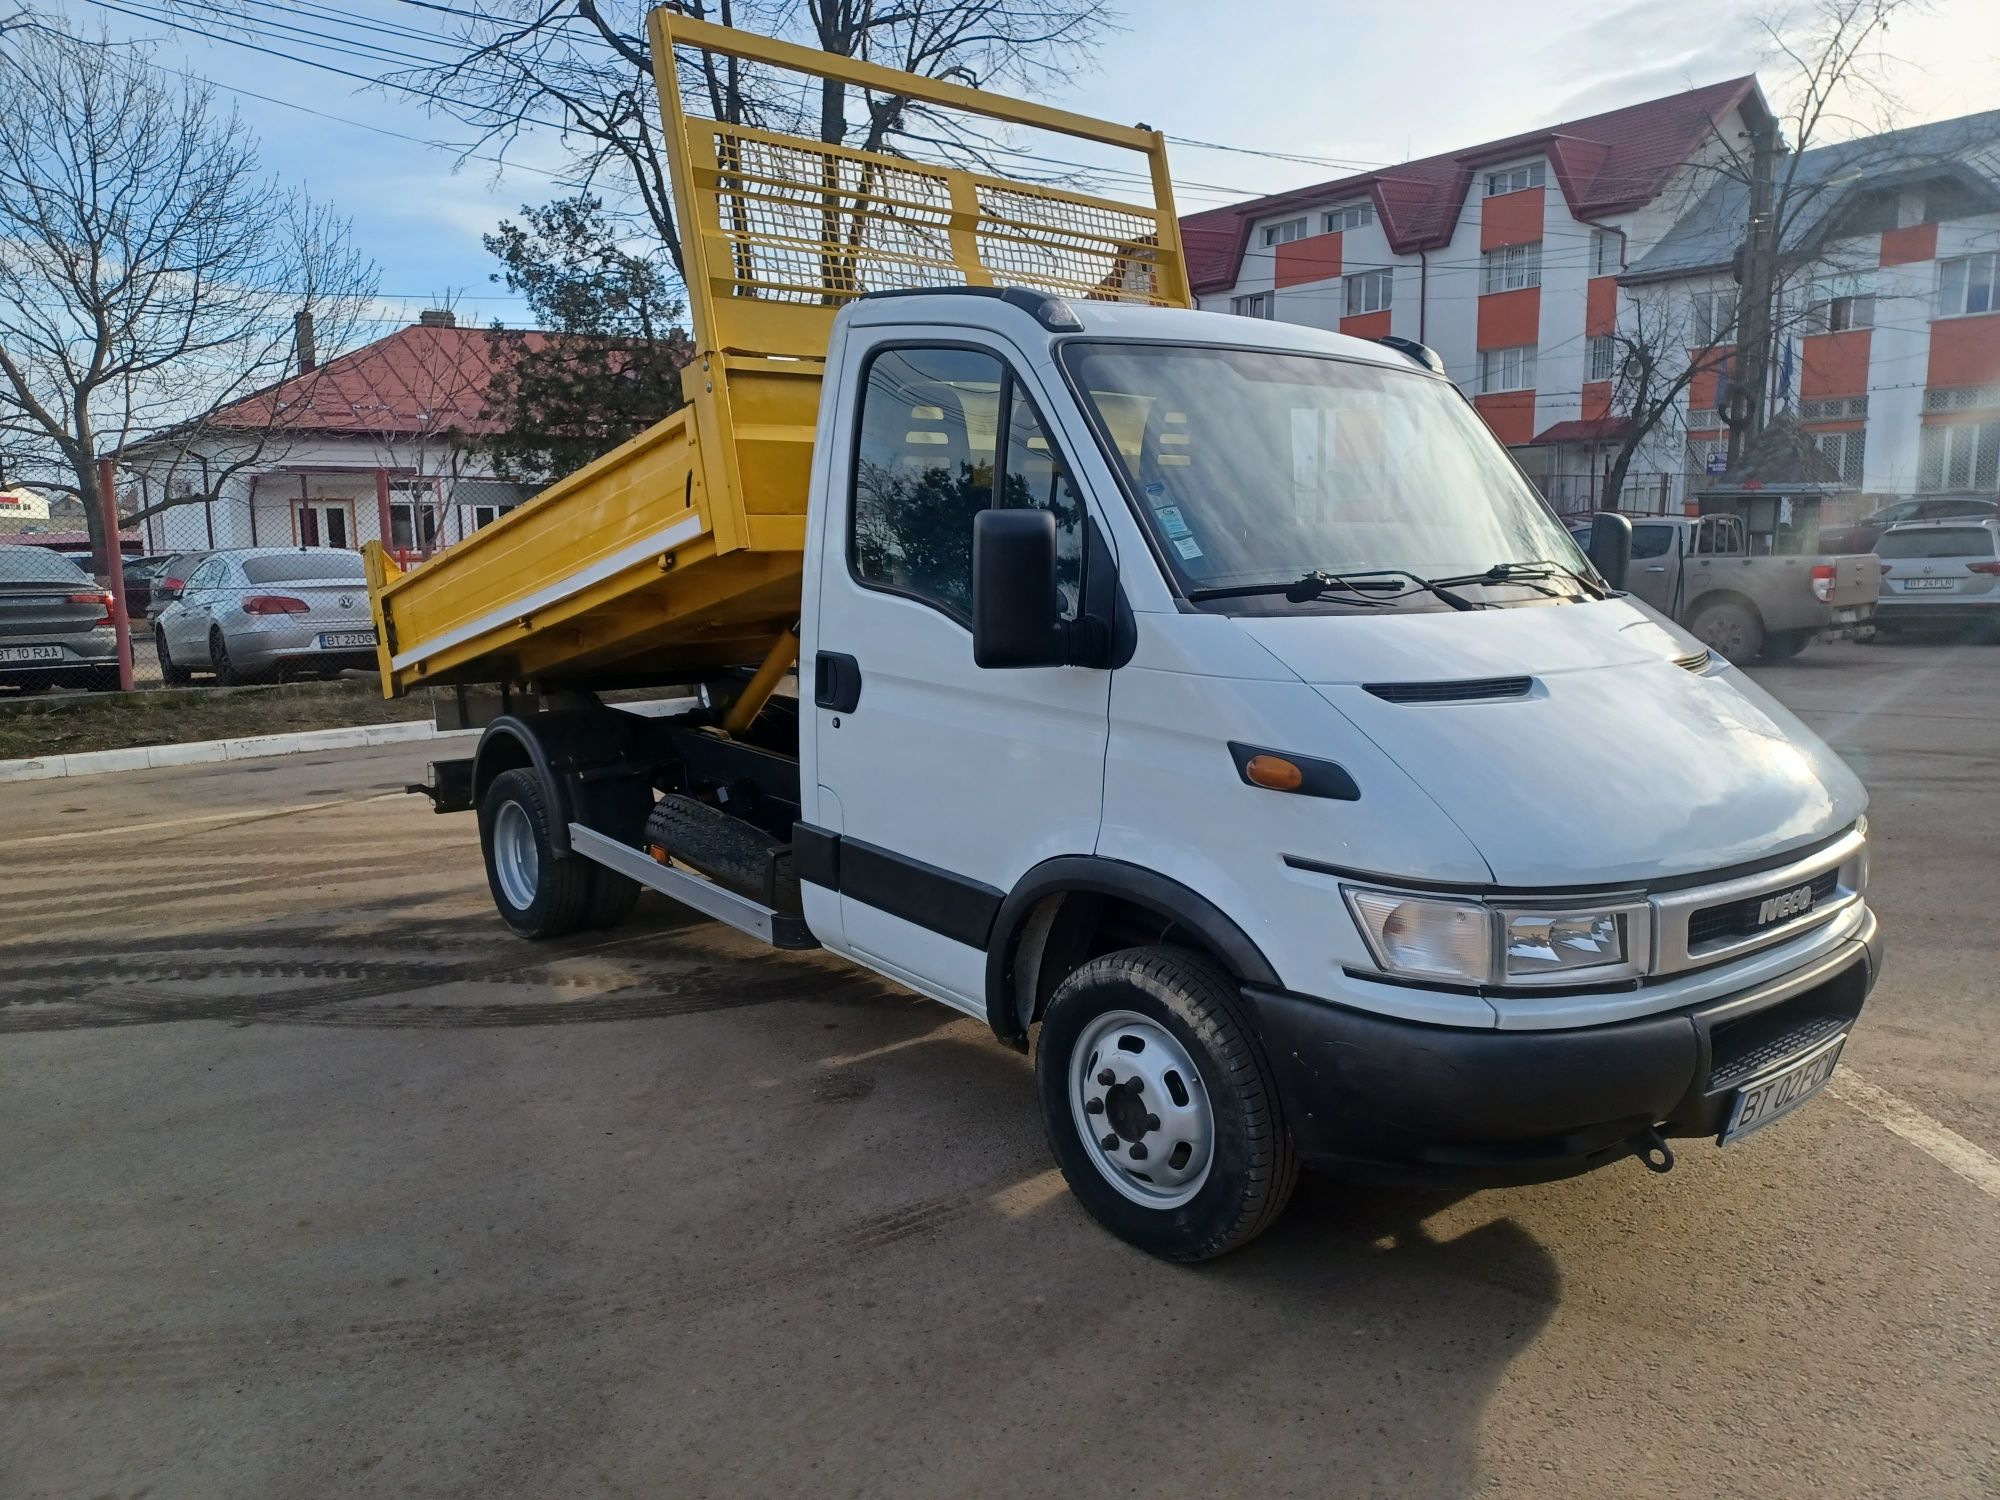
xmin=0 ymin=677 xmax=439 ymax=759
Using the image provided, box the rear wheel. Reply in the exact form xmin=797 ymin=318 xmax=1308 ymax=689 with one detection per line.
xmin=1760 ymin=629 xmax=1814 ymax=660
xmin=1035 ymin=946 xmax=1297 ymax=1262
xmin=1688 ymin=599 xmax=1764 ymax=664
xmin=156 ymin=631 xmax=191 ymax=687
xmin=208 ymin=628 xmax=246 ymax=686
xmin=479 ymin=767 xmax=593 ymax=939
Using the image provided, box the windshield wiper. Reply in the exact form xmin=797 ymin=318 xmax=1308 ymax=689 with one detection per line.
xmin=1186 ymin=571 xmax=1396 ymax=607
xmin=1432 ymin=559 xmax=1608 ymax=601
xmin=1300 ymin=568 xmax=1483 ymax=612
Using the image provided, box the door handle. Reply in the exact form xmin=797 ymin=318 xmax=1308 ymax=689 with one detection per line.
xmin=814 ymin=651 xmax=862 ymax=713
xmin=1645 ymin=565 xmax=1667 ymax=573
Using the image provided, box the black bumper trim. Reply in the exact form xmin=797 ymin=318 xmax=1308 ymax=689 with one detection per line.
xmin=1243 ymin=913 xmax=1879 ymax=1189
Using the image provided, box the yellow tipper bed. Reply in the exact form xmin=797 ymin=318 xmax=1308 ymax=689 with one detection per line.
xmin=365 ymin=10 xmax=1189 ymax=698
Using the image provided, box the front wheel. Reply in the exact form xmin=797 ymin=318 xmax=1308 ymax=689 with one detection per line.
xmin=1035 ymin=946 xmax=1297 ymax=1262
xmin=478 ymin=767 xmax=594 ymax=939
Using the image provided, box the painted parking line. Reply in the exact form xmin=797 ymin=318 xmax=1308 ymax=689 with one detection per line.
xmin=1833 ymin=1072 xmax=2000 ymax=1203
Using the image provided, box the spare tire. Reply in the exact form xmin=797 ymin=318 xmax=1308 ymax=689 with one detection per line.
xmin=643 ymin=795 xmax=801 ymax=915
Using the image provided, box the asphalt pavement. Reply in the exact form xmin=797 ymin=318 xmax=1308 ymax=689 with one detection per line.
xmin=2 ymin=640 xmax=1995 ymax=1498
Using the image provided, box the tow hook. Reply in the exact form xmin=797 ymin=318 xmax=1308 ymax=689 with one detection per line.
xmin=1635 ymin=1127 xmax=1675 ymax=1174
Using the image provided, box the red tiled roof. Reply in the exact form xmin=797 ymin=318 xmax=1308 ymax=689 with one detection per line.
xmin=1531 ymin=416 xmax=1633 ymax=445
xmin=1180 ymin=77 xmax=1769 ymax=292
xmin=205 ymin=322 xmax=555 ymax=437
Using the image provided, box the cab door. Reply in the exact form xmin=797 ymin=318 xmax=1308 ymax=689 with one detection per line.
xmin=804 ymin=334 xmax=1110 ymax=1014
xmin=1624 ymin=521 xmax=1681 ymax=614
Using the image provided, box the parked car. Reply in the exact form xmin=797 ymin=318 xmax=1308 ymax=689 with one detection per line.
xmin=154 ymin=547 xmax=377 ymax=685
xmin=1823 ymin=497 xmax=1997 ymax=554
xmin=1872 ymin=518 xmax=2000 ymax=637
xmin=0 ymin=544 xmax=119 ymax=692
xmin=145 ymin=551 xmax=210 ymax=621
xmin=119 ymin=555 xmax=174 ymax=620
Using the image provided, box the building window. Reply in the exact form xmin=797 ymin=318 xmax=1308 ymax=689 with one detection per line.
xmin=1811 ymin=429 xmax=1866 ymax=487
xmin=1481 ymin=241 xmax=1541 ymax=294
xmin=1924 ymin=384 xmax=2000 ymax=413
xmin=1917 ymin=418 xmax=2000 ymax=492
xmin=1478 ymin=345 xmax=1537 ymax=394
xmin=1587 ymin=335 xmax=1619 ymax=383
xmin=1936 ymin=252 xmax=1999 ymax=318
xmin=1230 ymin=292 xmax=1273 ymax=319
xmin=1261 ymin=217 xmax=1308 ymax=247
xmin=1590 ymin=229 xmax=1620 ymax=277
xmin=1808 ymin=274 xmax=1876 ymax=333
xmin=1802 ymin=395 xmax=1869 ymax=421
xmin=469 ymin=503 xmax=516 ymax=530
xmin=1323 ymin=202 xmax=1373 ymax=233
xmin=388 ymin=484 xmax=439 ymax=552
xmin=1344 ymin=268 xmax=1393 ymax=316
xmin=1484 ymin=162 xmax=1545 ymax=196
xmin=1690 ymin=288 xmax=1739 ymax=346
xmin=1685 ymin=435 xmax=1727 ymax=478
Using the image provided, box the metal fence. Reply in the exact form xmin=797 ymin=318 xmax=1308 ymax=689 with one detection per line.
xmin=1534 ymin=471 xmax=1689 ymax=519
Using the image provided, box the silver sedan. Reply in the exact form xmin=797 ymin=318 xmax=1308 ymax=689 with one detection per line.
xmin=155 ymin=548 xmax=378 ymax=685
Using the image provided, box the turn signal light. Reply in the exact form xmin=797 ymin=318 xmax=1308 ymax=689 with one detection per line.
xmin=1243 ymin=753 xmax=1304 ymax=791
xmin=241 ymin=594 xmax=308 ymax=615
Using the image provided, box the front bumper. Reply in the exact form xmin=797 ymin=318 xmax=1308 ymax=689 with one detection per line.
xmin=1245 ymin=907 xmax=1881 ymax=1187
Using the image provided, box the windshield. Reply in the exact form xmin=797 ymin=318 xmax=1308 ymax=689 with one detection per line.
xmin=1062 ymin=342 xmax=1588 ymax=607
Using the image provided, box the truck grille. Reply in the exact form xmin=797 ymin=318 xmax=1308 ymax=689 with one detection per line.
xmin=1688 ymin=869 xmax=1840 ymax=951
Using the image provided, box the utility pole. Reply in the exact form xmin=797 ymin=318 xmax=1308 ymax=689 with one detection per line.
xmin=1727 ymin=116 xmax=1783 ymax=467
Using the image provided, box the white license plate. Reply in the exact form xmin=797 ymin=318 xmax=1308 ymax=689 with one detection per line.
xmin=1721 ymin=1034 xmax=1845 ymax=1145
xmin=1900 ymin=577 xmax=1957 ymax=590
xmin=0 ymin=644 xmax=63 ymax=663
xmin=319 ymin=630 xmax=377 ymax=649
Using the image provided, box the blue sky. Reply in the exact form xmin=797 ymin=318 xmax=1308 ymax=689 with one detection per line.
xmin=63 ymin=0 xmax=2000 ymax=345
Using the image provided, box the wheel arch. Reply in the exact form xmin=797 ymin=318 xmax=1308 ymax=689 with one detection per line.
xmin=1686 ymin=587 xmax=1765 ymax=628
xmin=983 ymin=856 xmax=1281 ymax=1049
xmin=473 ymin=715 xmax=572 ymax=854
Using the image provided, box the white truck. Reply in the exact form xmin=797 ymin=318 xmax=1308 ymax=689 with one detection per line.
xmin=375 ymin=16 xmax=1882 ymax=1260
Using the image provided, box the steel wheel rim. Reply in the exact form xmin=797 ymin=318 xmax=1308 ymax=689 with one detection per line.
xmin=1068 ymin=1008 xmax=1214 ymax=1209
xmin=493 ymin=800 xmax=540 ymax=911
xmin=1699 ymin=612 xmax=1747 ymax=656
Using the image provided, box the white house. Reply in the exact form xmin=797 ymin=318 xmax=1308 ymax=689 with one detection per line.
xmin=125 ymin=309 xmax=540 ymax=560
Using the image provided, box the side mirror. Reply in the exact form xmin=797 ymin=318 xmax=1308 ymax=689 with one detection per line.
xmin=972 ymin=508 xmax=1065 ymax=668
xmin=1588 ymin=512 xmax=1633 ymax=591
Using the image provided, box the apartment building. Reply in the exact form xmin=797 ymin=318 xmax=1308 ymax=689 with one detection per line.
xmin=1623 ymin=110 xmax=2000 ymax=507
xmin=1183 ymin=86 xmax=2000 ymax=511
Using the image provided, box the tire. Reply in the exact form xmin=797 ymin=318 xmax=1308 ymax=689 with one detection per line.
xmin=1035 ymin=946 xmax=1298 ymax=1262
xmin=209 ymin=628 xmax=245 ymax=686
xmin=1688 ymin=599 xmax=1764 ymax=664
xmin=586 ymin=867 xmax=643 ymax=930
xmin=1760 ymin=628 xmax=1814 ymax=660
xmin=478 ymin=767 xmax=593 ymax=939
xmin=156 ymin=631 xmax=192 ymax=687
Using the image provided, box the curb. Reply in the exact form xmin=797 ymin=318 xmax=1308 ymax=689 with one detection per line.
xmin=0 ymin=719 xmax=478 ymax=784
xmin=0 ymin=696 xmax=698 ymax=785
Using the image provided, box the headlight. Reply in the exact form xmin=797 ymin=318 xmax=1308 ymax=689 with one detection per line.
xmin=1343 ymin=887 xmax=1648 ymax=987
xmin=1343 ymin=889 xmax=1491 ymax=984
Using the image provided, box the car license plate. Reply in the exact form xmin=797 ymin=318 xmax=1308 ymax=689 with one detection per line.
xmin=0 ymin=644 xmax=63 ymax=663
xmin=319 ymin=630 xmax=377 ymax=649
xmin=1721 ymin=1034 xmax=1845 ymax=1145
xmin=1901 ymin=577 xmax=1956 ymax=590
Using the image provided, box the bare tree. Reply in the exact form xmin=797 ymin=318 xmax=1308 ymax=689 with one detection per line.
xmin=1596 ymin=0 xmax=1946 ymax=507
xmin=382 ymin=0 xmax=1119 ymax=281
xmin=0 ymin=22 xmax=376 ymax=562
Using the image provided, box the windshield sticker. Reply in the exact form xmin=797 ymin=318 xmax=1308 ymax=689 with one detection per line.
xmin=1173 ymin=536 xmax=1204 ymax=560
xmin=1153 ymin=505 xmax=1192 ymax=539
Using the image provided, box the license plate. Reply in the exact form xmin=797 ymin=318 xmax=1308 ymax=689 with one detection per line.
xmin=1900 ymin=577 xmax=1957 ymax=590
xmin=0 ymin=644 xmax=63 ymax=664
xmin=1721 ymin=1034 xmax=1845 ymax=1145
xmin=319 ymin=630 xmax=377 ymax=649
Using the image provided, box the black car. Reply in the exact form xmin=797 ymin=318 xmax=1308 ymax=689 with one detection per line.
xmin=1823 ymin=497 xmax=1997 ymax=554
